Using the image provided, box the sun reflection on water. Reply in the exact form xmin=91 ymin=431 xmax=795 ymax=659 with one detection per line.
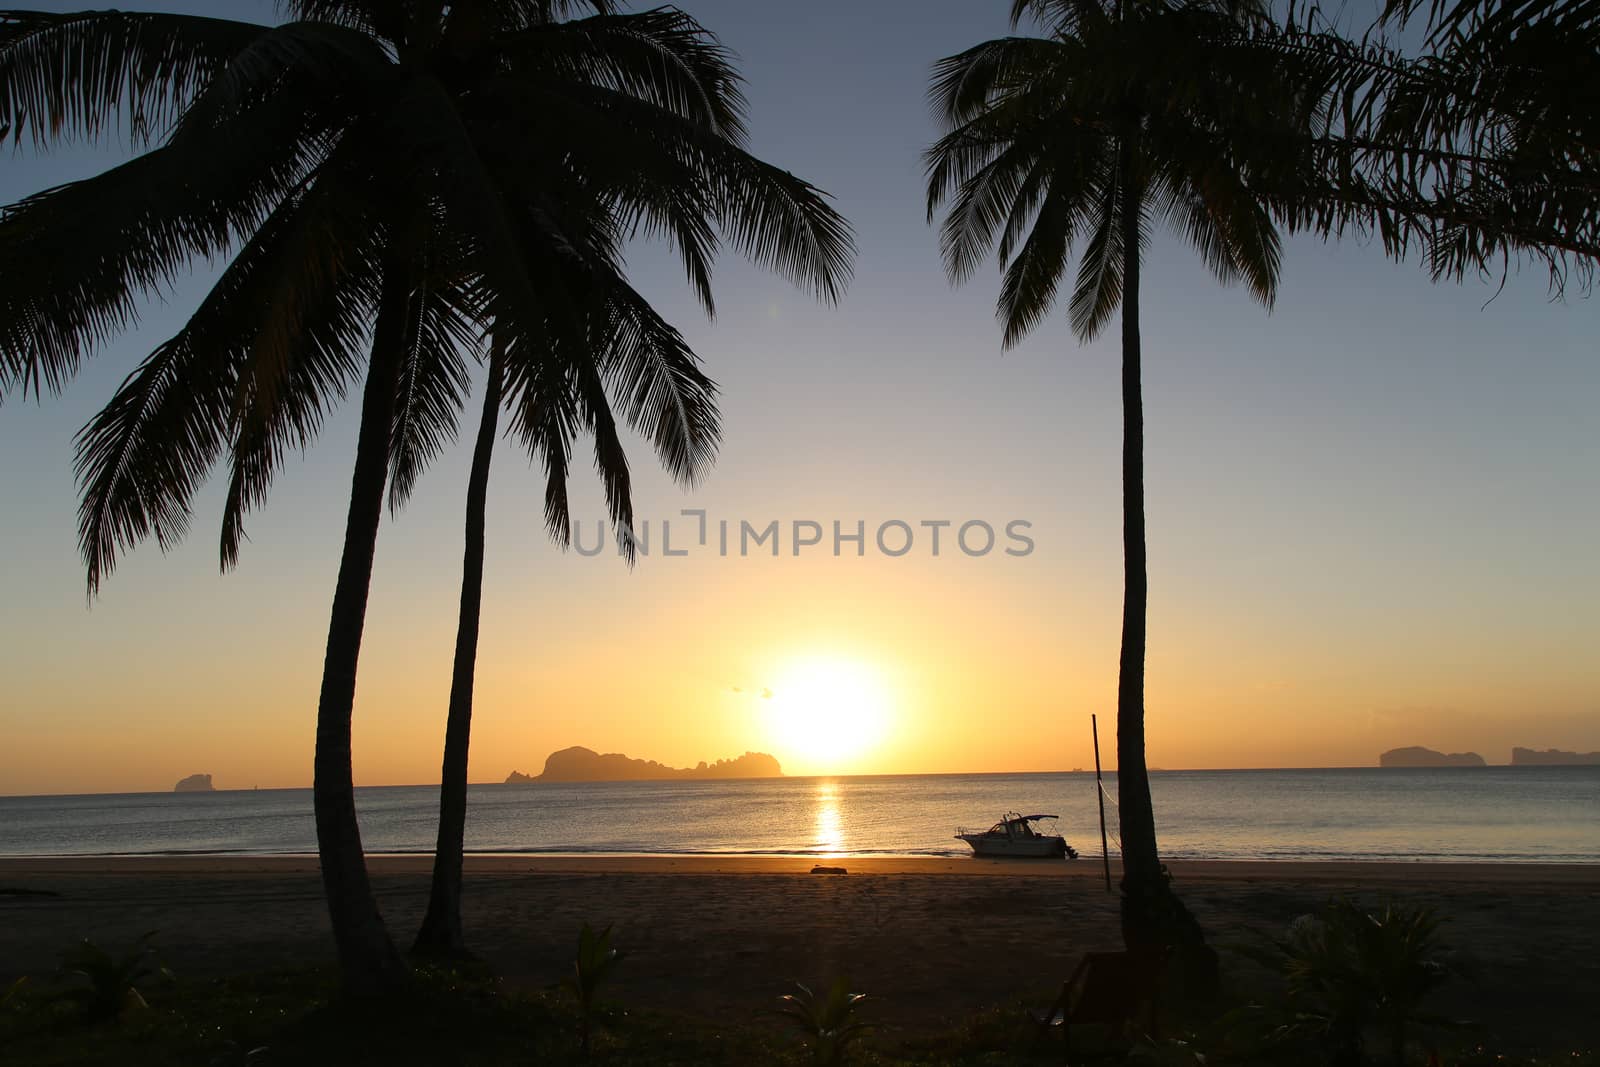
xmin=813 ymin=781 xmax=844 ymax=856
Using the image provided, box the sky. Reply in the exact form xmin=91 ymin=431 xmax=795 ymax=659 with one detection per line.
xmin=1 ymin=1 xmax=1596 ymax=796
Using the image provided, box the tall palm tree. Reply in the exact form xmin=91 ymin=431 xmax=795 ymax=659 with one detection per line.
xmin=926 ymin=0 xmax=1286 ymax=976
xmin=408 ymin=252 xmax=766 ymax=959
xmin=0 ymin=0 xmax=850 ymax=994
xmin=399 ymin=4 xmax=850 ymax=959
xmin=410 ymin=289 xmax=711 ymax=957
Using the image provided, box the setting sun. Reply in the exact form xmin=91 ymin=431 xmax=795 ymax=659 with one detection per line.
xmin=766 ymin=659 xmax=893 ymax=773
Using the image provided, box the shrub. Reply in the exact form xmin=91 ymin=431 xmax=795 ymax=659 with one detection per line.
xmin=53 ymin=931 xmax=170 ymax=1024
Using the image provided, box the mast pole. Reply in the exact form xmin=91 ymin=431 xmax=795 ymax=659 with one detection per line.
xmin=1092 ymin=713 xmax=1112 ymax=892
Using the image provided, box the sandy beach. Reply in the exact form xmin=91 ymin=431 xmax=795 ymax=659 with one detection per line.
xmin=1 ymin=855 xmax=1595 ymax=1049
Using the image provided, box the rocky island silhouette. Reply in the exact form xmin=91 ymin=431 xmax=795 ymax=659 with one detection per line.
xmin=1378 ymin=746 xmax=1486 ymax=767
xmin=505 ymin=747 xmax=782 ymax=784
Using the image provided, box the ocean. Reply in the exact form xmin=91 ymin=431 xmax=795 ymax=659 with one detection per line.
xmin=1 ymin=767 xmax=1596 ymax=862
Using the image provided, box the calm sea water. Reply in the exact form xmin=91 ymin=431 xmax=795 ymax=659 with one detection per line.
xmin=1 ymin=768 xmax=1596 ymax=862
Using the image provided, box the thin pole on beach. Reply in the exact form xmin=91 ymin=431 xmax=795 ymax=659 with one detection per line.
xmin=1092 ymin=714 xmax=1112 ymax=892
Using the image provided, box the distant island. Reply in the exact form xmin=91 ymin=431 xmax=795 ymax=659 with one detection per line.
xmin=1511 ymin=747 xmax=1600 ymax=766
xmin=1379 ymin=746 xmax=1486 ymax=768
xmin=174 ymin=773 xmax=216 ymax=792
xmin=1377 ymin=746 xmax=1599 ymax=767
xmin=506 ymin=746 xmax=782 ymax=784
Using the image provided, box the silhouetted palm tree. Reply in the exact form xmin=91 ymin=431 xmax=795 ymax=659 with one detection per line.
xmin=410 ymin=243 xmax=725 ymax=959
xmin=926 ymin=0 xmax=1284 ymax=972
xmin=407 ymin=7 xmax=851 ymax=959
xmin=0 ymin=1 xmax=850 ymax=994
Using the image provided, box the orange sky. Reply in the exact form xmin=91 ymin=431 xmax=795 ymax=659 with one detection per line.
xmin=4 ymin=481 xmax=1594 ymax=794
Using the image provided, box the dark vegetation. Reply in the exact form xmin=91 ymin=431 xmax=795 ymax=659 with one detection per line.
xmin=1 ymin=899 xmax=1593 ymax=1066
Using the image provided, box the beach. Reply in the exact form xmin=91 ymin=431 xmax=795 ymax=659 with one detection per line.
xmin=2 ymin=856 xmax=1594 ymax=1050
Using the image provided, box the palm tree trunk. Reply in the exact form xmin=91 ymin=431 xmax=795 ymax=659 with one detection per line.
xmin=414 ymin=337 xmax=505 ymax=958
xmin=1115 ymin=147 xmax=1164 ymax=907
xmin=313 ymin=263 xmax=412 ymax=997
xmin=1114 ymin=148 xmax=1219 ymax=996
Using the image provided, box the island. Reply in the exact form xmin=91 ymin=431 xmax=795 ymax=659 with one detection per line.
xmin=1378 ymin=746 xmax=1486 ymax=768
xmin=1510 ymin=747 xmax=1600 ymax=766
xmin=173 ymin=773 xmax=216 ymax=792
xmin=505 ymin=746 xmax=782 ymax=783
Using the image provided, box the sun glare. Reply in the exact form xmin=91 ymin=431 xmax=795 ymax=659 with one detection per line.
xmin=767 ymin=658 xmax=893 ymax=772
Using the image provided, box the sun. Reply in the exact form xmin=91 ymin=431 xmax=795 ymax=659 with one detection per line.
xmin=765 ymin=658 xmax=893 ymax=773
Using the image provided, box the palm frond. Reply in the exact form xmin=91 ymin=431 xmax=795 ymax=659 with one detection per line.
xmin=499 ymin=8 xmax=748 ymax=140
xmin=0 ymin=78 xmax=335 ymax=401
xmin=1065 ymin=166 xmax=1127 ymax=341
xmin=74 ymin=338 xmax=226 ymax=593
xmin=215 ymin=177 xmax=385 ymax=568
xmin=275 ymin=0 xmax=406 ymax=45
xmin=74 ymin=163 xmax=379 ymax=591
xmin=574 ymin=352 xmax=634 ymax=563
xmin=710 ymin=150 xmax=854 ymax=306
xmin=504 ymin=349 xmax=579 ymax=546
xmin=1144 ymin=113 xmax=1282 ymax=304
xmin=398 ymin=72 xmax=591 ymax=369
xmin=595 ymin=276 xmax=719 ymax=486
xmin=492 ymin=79 xmax=854 ymax=308
xmin=170 ymin=19 xmax=391 ymax=144
xmin=927 ymin=35 xmax=1068 ymax=128
xmin=1009 ymin=0 xmax=1115 ymax=37
xmin=387 ymin=250 xmax=479 ymax=514
xmin=997 ymin=183 xmax=1080 ymax=346
xmin=0 ymin=9 xmax=263 ymax=147
xmin=1255 ymin=0 xmax=1600 ymax=293
xmin=931 ymin=129 xmax=1057 ymax=285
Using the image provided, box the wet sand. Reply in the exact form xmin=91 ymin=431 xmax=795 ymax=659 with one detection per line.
xmin=2 ymin=856 xmax=1595 ymax=1049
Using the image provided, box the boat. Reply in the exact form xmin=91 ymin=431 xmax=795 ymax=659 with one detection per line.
xmin=955 ymin=812 xmax=1079 ymax=859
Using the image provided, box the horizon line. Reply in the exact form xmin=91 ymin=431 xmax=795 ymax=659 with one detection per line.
xmin=9 ymin=761 xmax=1597 ymax=799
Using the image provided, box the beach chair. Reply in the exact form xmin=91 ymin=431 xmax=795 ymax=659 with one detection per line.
xmin=1034 ymin=948 xmax=1168 ymax=1060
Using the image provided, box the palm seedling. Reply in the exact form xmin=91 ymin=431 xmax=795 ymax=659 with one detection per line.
xmin=1288 ymin=899 xmax=1457 ymax=1066
xmin=564 ymin=922 xmax=626 ymax=1057
xmin=774 ymin=978 xmax=871 ymax=1067
xmin=1234 ymin=898 xmax=1457 ymax=1065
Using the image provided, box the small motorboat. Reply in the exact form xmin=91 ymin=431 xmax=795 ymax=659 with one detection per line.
xmin=956 ymin=812 xmax=1079 ymax=859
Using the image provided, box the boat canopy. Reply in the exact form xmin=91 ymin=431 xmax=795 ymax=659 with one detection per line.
xmin=1013 ymin=814 xmax=1059 ymax=822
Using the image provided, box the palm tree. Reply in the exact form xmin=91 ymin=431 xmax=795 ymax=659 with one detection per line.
xmin=404 ymin=5 xmax=852 ymax=958
xmin=410 ymin=286 xmax=716 ymax=958
xmin=408 ymin=275 xmax=722 ymax=960
xmin=411 ymin=330 xmax=512 ymax=960
xmin=926 ymin=0 xmax=1287 ymax=975
xmin=406 ymin=270 xmax=740 ymax=960
xmin=0 ymin=0 xmax=850 ymax=994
